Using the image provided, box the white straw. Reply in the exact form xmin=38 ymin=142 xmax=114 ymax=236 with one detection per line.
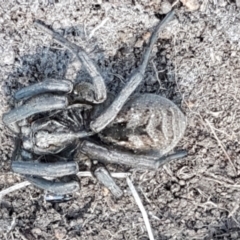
xmin=126 ymin=177 xmax=155 ymax=240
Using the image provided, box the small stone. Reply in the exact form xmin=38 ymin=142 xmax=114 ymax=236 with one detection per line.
xmin=102 ymin=187 xmax=109 ymax=196
xmin=52 ymin=21 xmax=62 ymax=29
xmin=93 ymin=160 xmax=98 ymax=165
xmin=31 ymin=228 xmax=42 ymax=235
xmin=179 ymin=180 xmax=185 ymax=186
xmin=171 ymin=183 xmax=180 ymax=193
xmin=54 ymin=228 xmax=67 ymax=240
xmin=134 ymin=38 xmax=144 ymax=48
xmin=3 ymin=50 xmax=15 ymax=65
xmin=160 ymin=1 xmax=172 ymax=14
xmin=142 ymin=31 xmax=151 ymax=41
xmin=181 ymin=0 xmax=200 ymax=11
xmin=118 ymin=31 xmax=128 ymax=41
xmin=84 ymin=158 xmax=92 ymax=168
xmin=179 ymin=199 xmax=188 ymax=208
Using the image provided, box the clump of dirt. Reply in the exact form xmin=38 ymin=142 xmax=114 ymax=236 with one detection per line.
xmin=1 ymin=1 xmax=240 ymax=239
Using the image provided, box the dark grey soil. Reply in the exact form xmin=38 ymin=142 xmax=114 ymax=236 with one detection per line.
xmin=1 ymin=1 xmax=240 ymax=239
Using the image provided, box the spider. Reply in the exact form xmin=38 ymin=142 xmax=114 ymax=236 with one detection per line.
xmin=2 ymin=11 xmax=187 ymax=201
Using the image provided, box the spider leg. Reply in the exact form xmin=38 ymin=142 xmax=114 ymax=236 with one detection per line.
xmin=25 ymin=176 xmax=79 ymax=195
xmin=2 ymin=94 xmax=68 ymax=133
xmin=81 ymin=140 xmax=160 ymax=169
xmin=12 ymin=161 xmax=78 ymax=178
xmin=90 ymin=11 xmax=175 ymax=133
xmin=81 ymin=140 xmax=187 ymax=170
xmin=4 ymin=79 xmax=73 ymax=133
xmin=11 ymin=138 xmax=80 ymax=195
xmin=158 ymin=150 xmax=188 ymax=164
xmin=94 ymin=166 xmax=123 ymax=198
xmin=14 ymin=79 xmax=73 ymax=101
xmin=34 ymin=20 xmax=107 ymax=104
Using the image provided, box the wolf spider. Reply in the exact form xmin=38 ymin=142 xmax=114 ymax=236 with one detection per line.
xmin=3 ymin=11 xmax=187 ymax=201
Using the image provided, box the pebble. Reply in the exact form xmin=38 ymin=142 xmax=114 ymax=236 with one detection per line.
xmin=54 ymin=228 xmax=67 ymax=240
xmin=142 ymin=31 xmax=151 ymax=41
xmin=102 ymin=187 xmax=109 ymax=196
xmin=171 ymin=183 xmax=180 ymax=193
xmin=179 ymin=180 xmax=186 ymax=186
xmin=160 ymin=1 xmax=172 ymax=14
xmin=134 ymin=38 xmax=144 ymax=48
xmin=180 ymin=0 xmax=200 ymax=11
xmin=3 ymin=50 xmax=15 ymax=65
xmin=31 ymin=228 xmax=42 ymax=235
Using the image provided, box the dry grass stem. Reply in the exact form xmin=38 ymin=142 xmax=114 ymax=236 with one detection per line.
xmin=0 ymin=181 xmax=31 ymax=200
xmin=205 ymin=119 xmax=237 ymax=175
xmin=203 ymin=177 xmax=240 ymax=189
xmin=89 ymin=17 xmax=110 ymax=39
xmin=126 ymin=177 xmax=155 ymax=240
xmin=204 ymin=172 xmax=235 ymax=184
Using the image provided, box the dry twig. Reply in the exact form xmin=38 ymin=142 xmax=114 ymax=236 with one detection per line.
xmin=89 ymin=17 xmax=110 ymax=39
xmin=126 ymin=177 xmax=155 ymax=240
xmin=0 ymin=181 xmax=31 ymax=200
xmin=203 ymin=176 xmax=240 ymax=189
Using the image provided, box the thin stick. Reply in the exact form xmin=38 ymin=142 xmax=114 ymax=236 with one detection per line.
xmin=89 ymin=17 xmax=110 ymax=39
xmin=126 ymin=177 xmax=155 ymax=240
xmin=205 ymin=119 xmax=237 ymax=175
xmin=203 ymin=177 xmax=240 ymax=189
xmin=0 ymin=181 xmax=31 ymax=200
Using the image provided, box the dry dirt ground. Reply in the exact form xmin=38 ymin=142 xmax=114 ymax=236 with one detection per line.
xmin=1 ymin=1 xmax=240 ymax=239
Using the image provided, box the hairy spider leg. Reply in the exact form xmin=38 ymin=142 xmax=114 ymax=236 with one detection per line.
xmin=90 ymin=11 xmax=175 ymax=133
xmin=34 ymin=20 xmax=107 ymax=104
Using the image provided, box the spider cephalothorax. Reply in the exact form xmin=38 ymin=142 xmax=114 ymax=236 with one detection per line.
xmin=3 ymin=11 xmax=187 ymax=200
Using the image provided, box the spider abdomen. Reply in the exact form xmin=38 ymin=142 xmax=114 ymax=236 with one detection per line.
xmin=100 ymin=94 xmax=187 ymax=156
